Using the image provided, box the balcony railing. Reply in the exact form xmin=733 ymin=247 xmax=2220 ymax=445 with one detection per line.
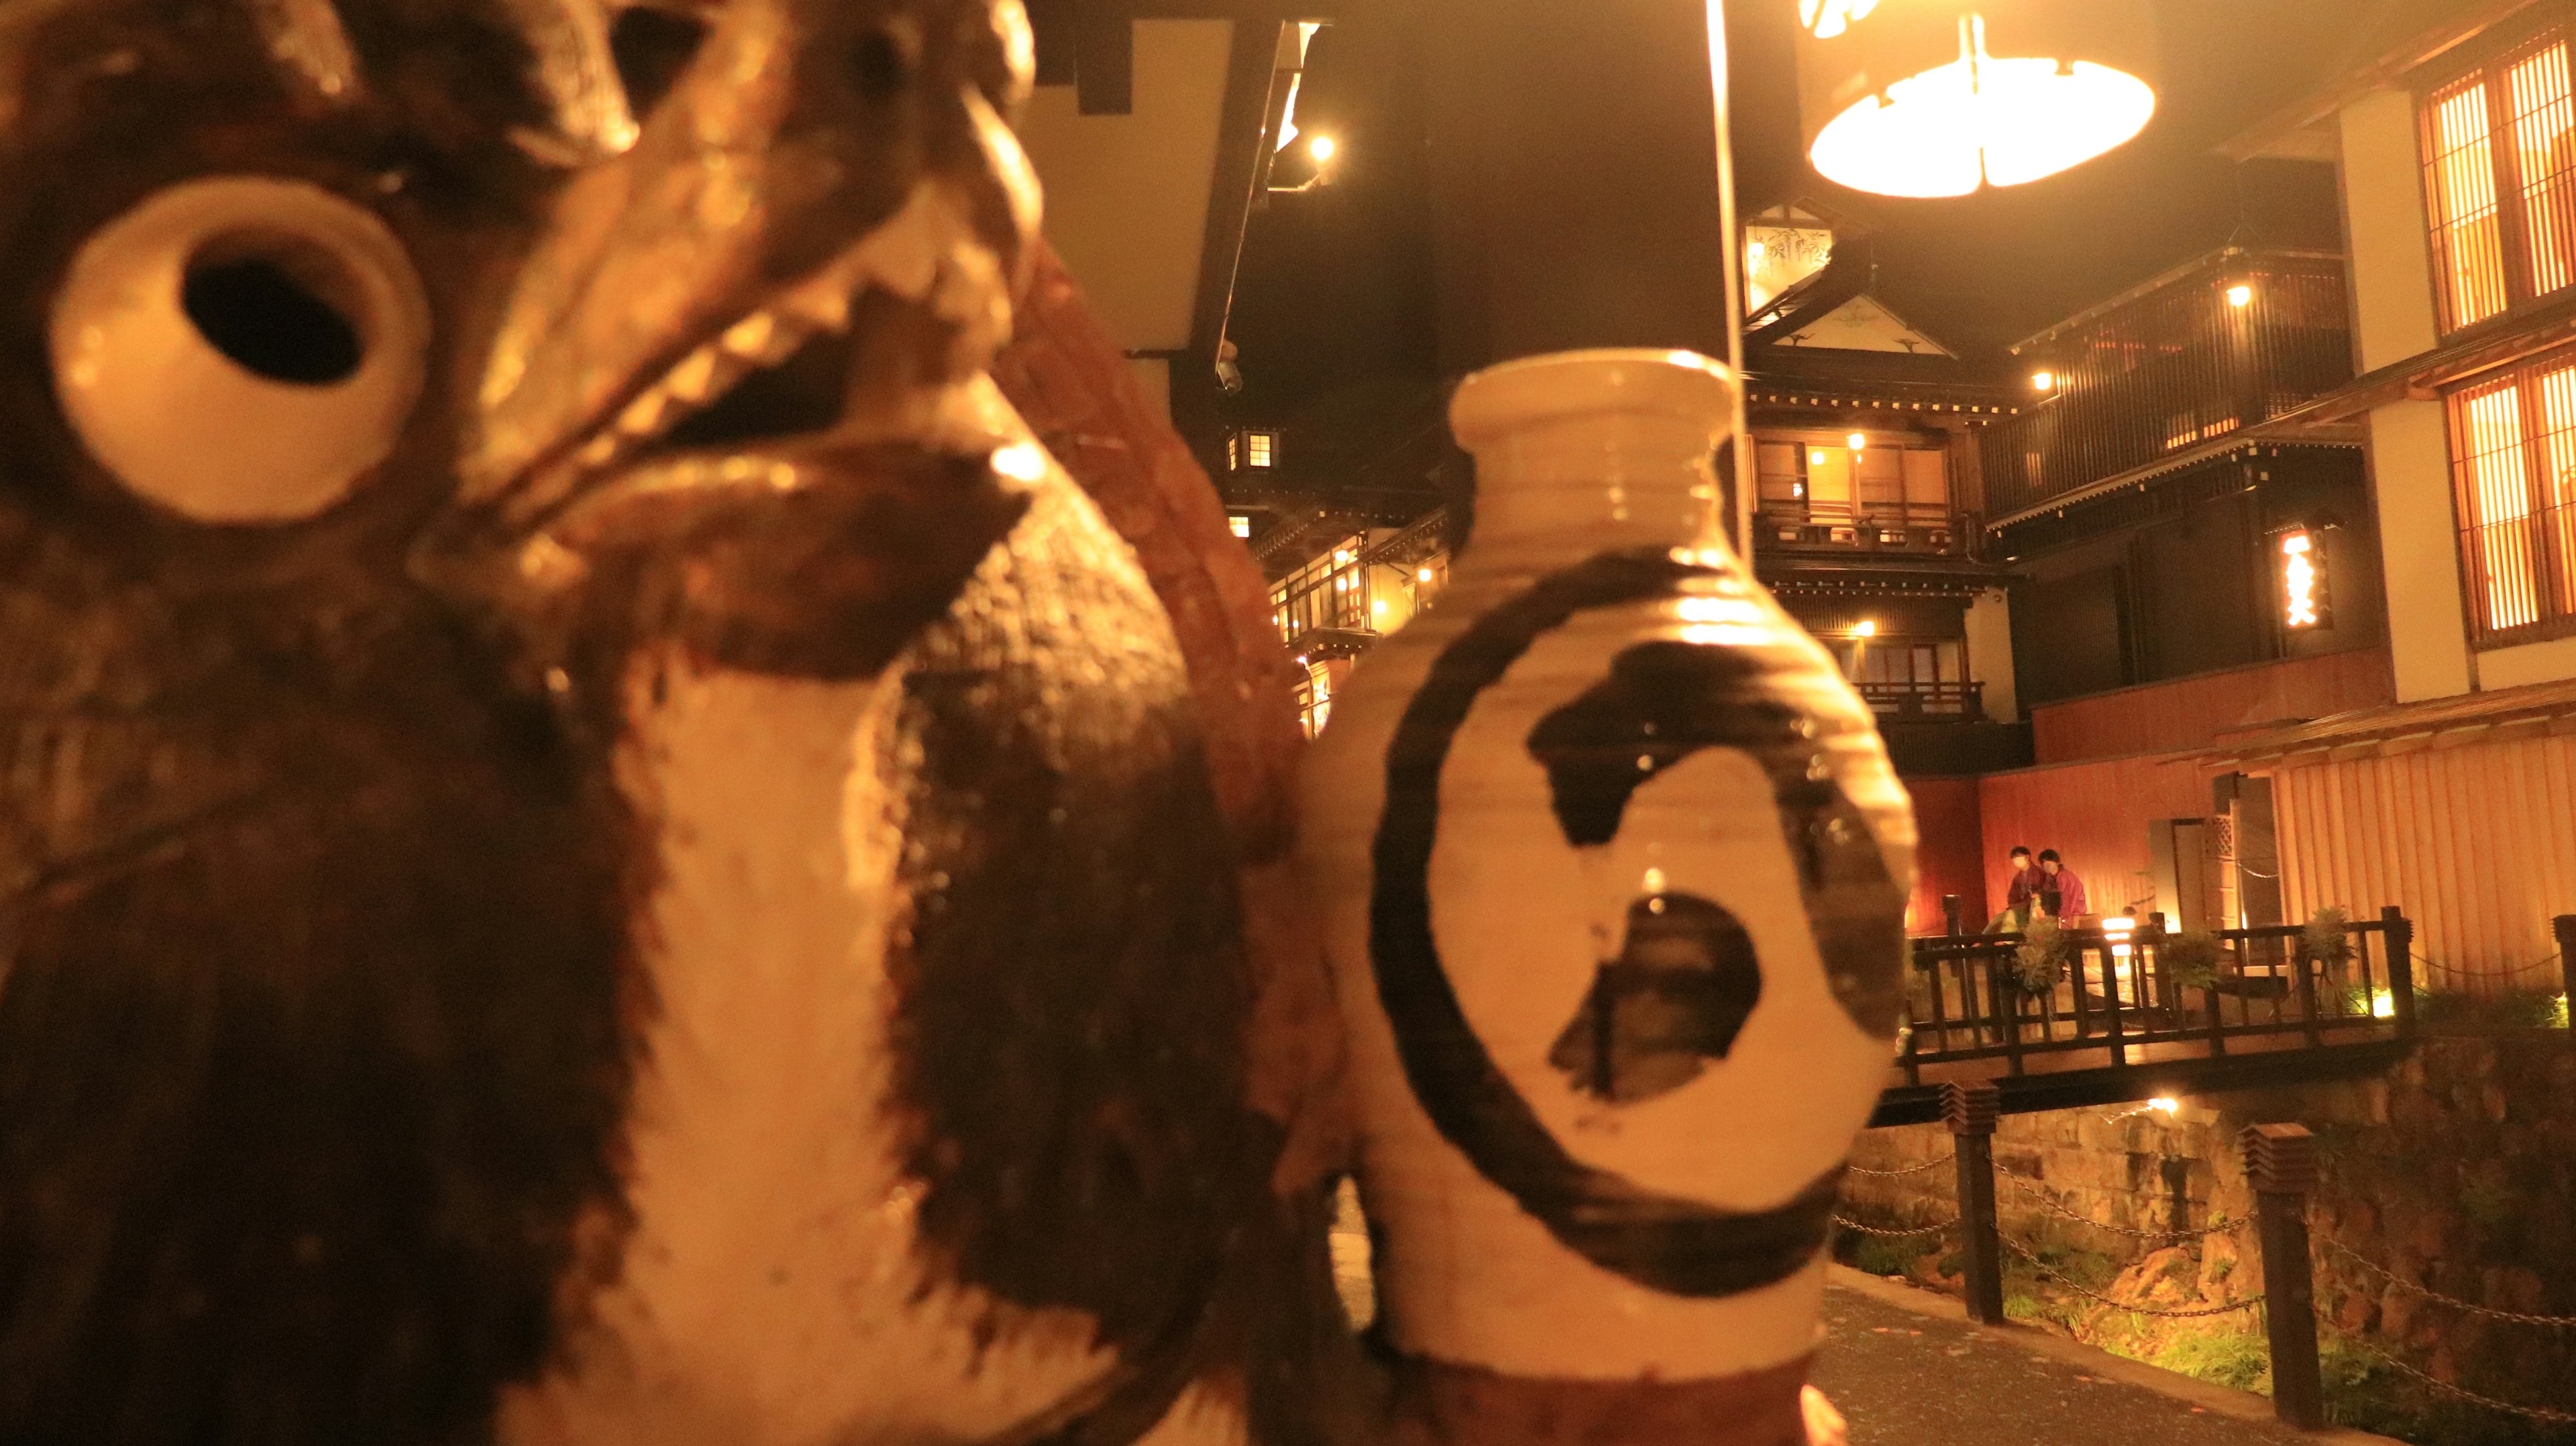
xmin=1858 ymin=679 xmax=1983 ymax=719
xmin=1981 ymin=250 xmax=2352 ymax=522
xmin=1758 ymin=500 xmax=1962 ymax=552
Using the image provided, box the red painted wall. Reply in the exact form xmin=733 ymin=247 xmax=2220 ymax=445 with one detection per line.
xmin=1976 ymin=752 xmax=2212 ymax=923
xmin=2031 ymin=648 xmax=2394 ymax=765
xmin=1904 ymin=777 xmax=1988 ymax=936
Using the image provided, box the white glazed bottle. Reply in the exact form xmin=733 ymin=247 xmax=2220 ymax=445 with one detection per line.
xmin=1298 ymin=349 xmax=1914 ymax=1439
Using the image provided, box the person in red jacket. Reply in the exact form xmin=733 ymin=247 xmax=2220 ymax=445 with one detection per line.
xmin=2037 ymin=848 xmax=2090 ymax=921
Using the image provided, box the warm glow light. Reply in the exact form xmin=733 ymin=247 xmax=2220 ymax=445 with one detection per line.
xmin=1799 ymin=0 xmax=1882 ymax=41
xmin=2031 ymin=370 xmax=2055 ymax=391
xmin=2226 ymin=283 xmax=2254 ymax=307
xmin=1809 ymin=449 xmax=1828 ymax=465
xmin=1371 ymin=598 xmax=1388 ymax=617
xmin=2282 ymin=531 xmax=2322 ymax=628
xmin=1853 ymin=620 xmax=1877 ymax=638
xmin=2147 ymin=1097 xmax=2180 ymax=1115
xmin=1417 ymin=567 xmax=1434 ymax=583
xmin=1310 ymin=135 xmax=1338 ymax=163
xmin=2371 ymin=990 xmax=2398 ymax=1019
xmin=1333 ymin=549 xmax=1350 ymax=564
xmin=1229 ymin=514 xmax=1251 ymax=539
xmin=991 ymin=441 xmax=1047 ymax=482
xmin=1847 ymin=431 xmax=1868 ymax=450
xmin=1809 ymin=17 xmax=2156 ymax=198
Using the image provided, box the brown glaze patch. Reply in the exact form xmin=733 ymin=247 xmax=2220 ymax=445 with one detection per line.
xmin=1391 ymin=1352 xmax=1813 ymax=1446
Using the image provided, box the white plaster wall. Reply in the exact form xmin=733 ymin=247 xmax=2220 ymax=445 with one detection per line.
xmin=1018 ymin=21 xmax=1237 ymax=354
xmin=2339 ymin=89 xmax=2441 ymax=372
xmin=2475 ymin=633 xmax=2576 ymax=689
xmin=1966 ymin=586 xmax=2018 ymax=722
xmin=2366 ymin=400 xmax=2475 ymax=702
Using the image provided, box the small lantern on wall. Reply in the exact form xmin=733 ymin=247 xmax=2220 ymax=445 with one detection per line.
xmin=2279 ymin=529 xmax=2330 ymax=630
xmin=1796 ymin=1 xmax=2158 ymax=198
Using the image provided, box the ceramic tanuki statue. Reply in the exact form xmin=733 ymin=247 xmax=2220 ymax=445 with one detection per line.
xmin=0 ymin=0 xmax=1888 ymax=1442
xmin=0 ymin=0 xmax=1344 ymax=1441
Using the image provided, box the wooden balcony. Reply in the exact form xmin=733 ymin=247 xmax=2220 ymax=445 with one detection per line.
xmin=1981 ymin=249 xmax=2353 ymax=523
xmin=1872 ymin=911 xmax=2416 ymax=1124
xmin=1858 ymin=679 xmax=1983 ymax=720
xmin=1758 ymin=500 xmax=1962 ymax=554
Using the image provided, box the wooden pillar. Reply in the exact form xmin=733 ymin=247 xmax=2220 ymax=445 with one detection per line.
xmin=1419 ymin=0 xmax=1750 ymax=550
xmin=1944 ymin=1080 xmax=2006 ymax=1325
xmin=2244 ymin=1123 xmax=2324 ymax=1430
xmin=1943 ymin=893 xmax=1964 ymax=938
xmin=2554 ymin=914 xmax=2576 ymax=1022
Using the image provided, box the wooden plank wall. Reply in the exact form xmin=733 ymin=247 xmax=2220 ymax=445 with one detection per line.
xmin=1975 ymin=753 xmax=2212 ymax=924
xmin=2267 ymin=732 xmax=2576 ymax=996
xmin=2031 ymin=648 xmax=2396 ymax=765
xmin=1903 ymin=777 xmax=1987 ymax=936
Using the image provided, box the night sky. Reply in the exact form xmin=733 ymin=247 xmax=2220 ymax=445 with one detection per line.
xmin=1223 ymin=1 xmax=2362 ymax=433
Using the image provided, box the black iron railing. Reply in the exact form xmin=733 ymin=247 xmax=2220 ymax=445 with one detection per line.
xmin=1896 ymin=907 xmax=2415 ymax=1086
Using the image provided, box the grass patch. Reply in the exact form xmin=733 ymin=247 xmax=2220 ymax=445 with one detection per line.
xmin=2155 ymin=1329 xmax=2271 ymax=1394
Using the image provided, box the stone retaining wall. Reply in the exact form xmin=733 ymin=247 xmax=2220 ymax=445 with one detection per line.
xmin=1841 ymin=1034 xmax=2576 ymax=1410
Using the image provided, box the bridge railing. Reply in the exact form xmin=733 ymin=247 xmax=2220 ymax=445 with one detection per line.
xmin=1896 ymin=907 xmax=2416 ymax=1087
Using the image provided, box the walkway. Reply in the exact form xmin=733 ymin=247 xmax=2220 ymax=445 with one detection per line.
xmin=1813 ymin=1268 xmax=2401 ymax=1446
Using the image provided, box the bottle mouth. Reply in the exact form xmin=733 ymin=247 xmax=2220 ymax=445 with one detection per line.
xmin=1450 ymin=349 xmax=1737 ymax=453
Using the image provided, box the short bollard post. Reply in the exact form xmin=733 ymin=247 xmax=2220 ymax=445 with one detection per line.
xmin=2555 ymin=915 xmax=2576 ymax=1025
xmin=1945 ymin=1080 xmax=2005 ymax=1325
xmin=2245 ymin=1123 xmax=2325 ymax=1430
xmin=1944 ymin=893 xmax=1964 ymax=938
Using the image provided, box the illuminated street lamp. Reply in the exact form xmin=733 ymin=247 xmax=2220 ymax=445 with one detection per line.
xmin=1797 ymin=1 xmax=2158 ymax=198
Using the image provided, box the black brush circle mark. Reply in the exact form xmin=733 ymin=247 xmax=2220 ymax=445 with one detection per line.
xmin=1367 ymin=549 xmax=1905 ymax=1297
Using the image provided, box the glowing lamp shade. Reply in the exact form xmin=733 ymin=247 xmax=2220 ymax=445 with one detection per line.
xmin=1799 ymin=2 xmax=2157 ymax=199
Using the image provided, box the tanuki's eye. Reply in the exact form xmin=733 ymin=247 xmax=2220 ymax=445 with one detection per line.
xmin=50 ymin=175 xmax=431 ymax=524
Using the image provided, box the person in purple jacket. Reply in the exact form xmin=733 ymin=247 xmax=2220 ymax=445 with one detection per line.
xmin=2001 ymin=845 xmax=2045 ymax=930
xmin=2037 ymin=849 xmax=2090 ymax=922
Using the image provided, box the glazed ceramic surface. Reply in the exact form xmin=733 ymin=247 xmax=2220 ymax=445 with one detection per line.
xmin=1300 ymin=350 xmax=1915 ymax=1383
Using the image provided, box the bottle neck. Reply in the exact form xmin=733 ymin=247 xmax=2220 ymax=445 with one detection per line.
xmin=1463 ymin=412 xmax=1729 ymax=561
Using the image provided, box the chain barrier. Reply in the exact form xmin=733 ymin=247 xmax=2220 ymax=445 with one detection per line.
xmin=1996 ymin=1233 xmax=2264 ymax=1319
xmin=2320 ymin=1238 xmax=2576 ymax=1328
xmin=1831 ymin=1215 xmax=1955 ymax=1239
xmin=2317 ymin=1321 xmax=2576 ymax=1427
xmin=1992 ymin=1164 xmax=2247 ymax=1241
xmin=1846 ymin=1155 xmax=1956 ymax=1177
xmin=2414 ymin=948 xmax=2564 ymax=985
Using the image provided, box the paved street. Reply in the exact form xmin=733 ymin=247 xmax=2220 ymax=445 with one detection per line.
xmin=1813 ymin=1273 xmax=2394 ymax=1446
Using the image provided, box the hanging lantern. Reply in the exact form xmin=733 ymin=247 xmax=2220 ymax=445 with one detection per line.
xmin=1796 ymin=1 xmax=2158 ymax=198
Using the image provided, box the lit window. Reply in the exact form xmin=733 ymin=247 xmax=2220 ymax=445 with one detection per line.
xmin=1229 ymin=514 xmax=1252 ymax=539
xmin=1244 ymin=431 xmax=1277 ymax=469
xmin=2448 ymin=355 xmax=2576 ymax=643
xmin=2279 ymin=531 xmax=2329 ymax=629
xmin=2420 ymin=36 xmax=2576 ymax=333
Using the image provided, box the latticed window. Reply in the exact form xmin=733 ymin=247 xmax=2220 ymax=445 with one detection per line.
xmin=2421 ymin=27 xmax=2576 ymax=333
xmin=2447 ymin=351 xmax=2576 ymax=644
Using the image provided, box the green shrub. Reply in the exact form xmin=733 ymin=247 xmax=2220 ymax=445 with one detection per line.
xmin=2156 ymin=1329 xmax=2272 ymax=1393
xmin=2165 ymin=930 xmax=2226 ymax=991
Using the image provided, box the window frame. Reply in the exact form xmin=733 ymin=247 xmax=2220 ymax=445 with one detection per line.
xmin=2417 ymin=13 xmax=2576 ymax=335
xmin=2444 ymin=342 xmax=2576 ymax=649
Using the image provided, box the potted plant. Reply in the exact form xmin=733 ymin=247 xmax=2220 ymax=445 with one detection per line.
xmin=2011 ymin=915 xmax=2070 ymax=995
xmin=2165 ymin=930 xmax=2226 ymax=992
xmin=2302 ymin=905 xmax=2354 ymax=980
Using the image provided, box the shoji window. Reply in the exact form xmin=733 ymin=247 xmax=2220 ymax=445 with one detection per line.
xmin=2448 ymin=351 xmax=2576 ymax=643
xmin=2422 ymin=28 xmax=2576 ymax=333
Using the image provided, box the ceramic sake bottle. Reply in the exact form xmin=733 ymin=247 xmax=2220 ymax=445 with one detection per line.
xmin=1298 ymin=349 xmax=1915 ymax=1444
